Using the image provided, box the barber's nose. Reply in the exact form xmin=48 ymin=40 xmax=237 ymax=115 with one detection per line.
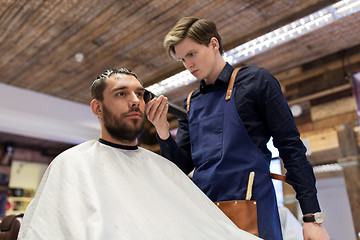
xmin=183 ymin=60 xmax=193 ymax=70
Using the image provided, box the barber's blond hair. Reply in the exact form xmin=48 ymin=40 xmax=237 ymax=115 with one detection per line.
xmin=163 ymin=17 xmax=224 ymax=59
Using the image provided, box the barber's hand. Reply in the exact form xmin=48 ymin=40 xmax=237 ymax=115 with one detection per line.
xmin=145 ymin=95 xmax=170 ymax=140
xmin=303 ymin=223 xmax=329 ymax=240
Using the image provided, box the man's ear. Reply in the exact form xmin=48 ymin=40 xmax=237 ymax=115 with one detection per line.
xmin=90 ymin=99 xmax=102 ymax=118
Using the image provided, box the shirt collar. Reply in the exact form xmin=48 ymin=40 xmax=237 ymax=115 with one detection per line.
xmin=199 ymin=63 xmax=234 ymax=92
xmin=98 ymin=138 xmax=138 ymax=150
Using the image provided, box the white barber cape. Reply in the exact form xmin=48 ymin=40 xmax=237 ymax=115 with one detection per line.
xmin=18 ymin=140 xmax=261 ymax=240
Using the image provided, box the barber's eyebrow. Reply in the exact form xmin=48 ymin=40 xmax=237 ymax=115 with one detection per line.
xmin=177 ymin=49 xmax=196 ymax=61
xmin=185 ymin=51 xmax=195 ymax=57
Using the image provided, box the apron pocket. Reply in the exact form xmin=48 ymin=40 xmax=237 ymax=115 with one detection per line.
xmin=189 ymin=113 xmax=223 ymax=167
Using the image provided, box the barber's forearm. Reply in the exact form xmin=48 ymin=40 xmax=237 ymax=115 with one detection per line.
xmin=157 ymin=129 xmax=170 ymax=140
xmin=157 ymin=134 xmax=194 ymax=174
xmin=282 ymin=158 xmax=320 ymax=214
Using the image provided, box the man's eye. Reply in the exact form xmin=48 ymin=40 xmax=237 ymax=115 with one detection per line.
xmin=137 ymin=92 xmax=144 ymax=98
xmin=178 ymin=58 xmax=184 ymax=62
xmin=116 ymin=92 xmax=125 ymax=96
xmin=189 ymin=52 xmax=195 ymax=56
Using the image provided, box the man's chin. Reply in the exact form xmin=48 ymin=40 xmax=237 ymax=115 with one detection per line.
xmin=126 ymin=121 xmax=145 ymax=134
xmin=109 ymin=128 xmax=143 ymax=143
xmin=127 ymin=120 xmax=144 ymax=129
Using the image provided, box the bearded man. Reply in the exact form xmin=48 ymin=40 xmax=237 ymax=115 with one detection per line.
xmin=18 ymin=68 xmax=260 ymax=240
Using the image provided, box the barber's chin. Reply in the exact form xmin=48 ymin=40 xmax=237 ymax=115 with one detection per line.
xmin=189 ymin=70 xmax=198 ymax=77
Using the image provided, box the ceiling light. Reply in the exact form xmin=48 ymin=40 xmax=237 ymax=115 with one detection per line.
xmin=147 ymin=0 xmax=360 ymax=96
xmin=74 ymin=53 xmax=84 ymax=63
xmin=290 ymin=104 xmax=303 ymax=117
xmin=313 ymin=163 xmax=343 ymax=173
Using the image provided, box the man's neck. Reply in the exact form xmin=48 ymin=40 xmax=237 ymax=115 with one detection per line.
xmin=100 ymin=131 xmax=137 ymax=147
xmin=98 ymin=138 xmax=138 ymax=150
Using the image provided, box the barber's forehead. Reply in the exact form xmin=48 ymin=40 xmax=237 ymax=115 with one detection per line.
xmin=175 ymin=38 xmax=199 ymax=57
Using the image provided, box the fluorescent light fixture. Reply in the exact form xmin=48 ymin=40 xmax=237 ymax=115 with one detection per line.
xmin=313 ymin=163 xmax=343 ymax=173
xmin=146 ymin=0 xmax=360 ymax=96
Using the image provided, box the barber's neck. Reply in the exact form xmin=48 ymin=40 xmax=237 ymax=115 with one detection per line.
xmin=203 ymin=58 xmax=226 ymax=85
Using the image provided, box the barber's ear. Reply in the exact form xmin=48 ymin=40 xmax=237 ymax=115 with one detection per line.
xmin=90 ymin=99 xmax=102 ymax=118
xmin=210 ymin=37 xmax=219 ymax=50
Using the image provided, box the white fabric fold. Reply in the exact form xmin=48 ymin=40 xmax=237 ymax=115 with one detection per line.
xmin=18 ymin=140 xmax=261 ymax=240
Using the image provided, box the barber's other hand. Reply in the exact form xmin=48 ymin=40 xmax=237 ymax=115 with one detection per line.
xmin=145 ymin=95 xmax=170 ymax=140
xmin=303 ymin=222 xmax=329 ymax=240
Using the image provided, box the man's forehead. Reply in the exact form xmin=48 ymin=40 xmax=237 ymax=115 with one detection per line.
xmin=107 ymin=73 xmax=141 ymax=87
xmin=109 ymin=73 xmax=135 ymax=80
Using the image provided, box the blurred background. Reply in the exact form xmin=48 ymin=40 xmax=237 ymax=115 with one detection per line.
xmin=0 ymin=1 xmax=360 ymax=239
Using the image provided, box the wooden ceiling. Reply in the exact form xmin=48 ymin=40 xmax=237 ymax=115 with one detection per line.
xmin=1 ymin=0 xmax=360 ymax=153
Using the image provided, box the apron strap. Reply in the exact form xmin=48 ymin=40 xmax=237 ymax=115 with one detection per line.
xmin=186 ymin=89 xmax=197 ymax=112
xmin=225 ymin=67 xmax=241 ymax=100
xmin=187 ymin=67 xmax=242 ymax=111
xmin=270 ymin=173 xmax=287 ymax=182
xmin=246 ymin=172 xmax=287 ymax=200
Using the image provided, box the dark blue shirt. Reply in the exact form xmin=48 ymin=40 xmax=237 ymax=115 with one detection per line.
xmin=158 ymin=63 xmax=320 ymax=214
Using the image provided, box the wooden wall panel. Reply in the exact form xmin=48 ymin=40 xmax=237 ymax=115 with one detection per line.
xmin=337 ymin=125 xmax=360 ymax=237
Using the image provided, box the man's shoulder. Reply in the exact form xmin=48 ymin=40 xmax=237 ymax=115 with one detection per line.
xmin=138 ymin=147 xmax=181 ymax=169
xmin=137 ymin=146 xmax=164 ymax=160
xmin=54 ymin=140 xmax=98 ymax=160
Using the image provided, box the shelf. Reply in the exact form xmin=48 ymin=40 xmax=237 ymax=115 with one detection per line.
xmin=6 ymin=188 xmax=35 ymax=215
xmin=7 ymin=196 xmax=32 ymax=202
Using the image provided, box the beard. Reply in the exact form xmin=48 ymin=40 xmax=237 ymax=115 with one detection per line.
xmin=102 ymin=104 xmax=145 ymax=143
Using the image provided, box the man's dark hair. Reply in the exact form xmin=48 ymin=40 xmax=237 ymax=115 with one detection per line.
xmin=91 ymin=68 xmax=141 ymax=101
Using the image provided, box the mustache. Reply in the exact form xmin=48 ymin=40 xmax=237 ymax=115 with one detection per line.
xmin=123 ymin=107 xmax=144 ymax=117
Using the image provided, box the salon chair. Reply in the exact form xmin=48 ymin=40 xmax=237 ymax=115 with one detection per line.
xmin=0 ymin=213 xmax=23 ymax=240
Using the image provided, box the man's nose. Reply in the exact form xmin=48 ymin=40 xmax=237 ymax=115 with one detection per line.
xmin=129 ymin=92 xmax=140 ymax=107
